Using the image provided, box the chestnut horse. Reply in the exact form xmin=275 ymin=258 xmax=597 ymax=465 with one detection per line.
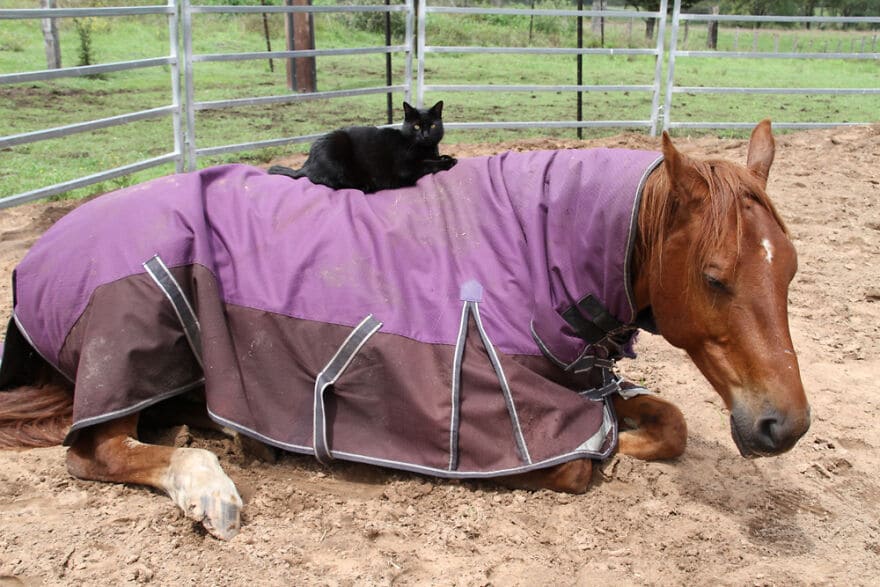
xmin=0 ymin=120 xmax=809 ymax=540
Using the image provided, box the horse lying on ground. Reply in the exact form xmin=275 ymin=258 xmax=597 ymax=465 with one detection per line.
xmin=0 ymin=120 xmax=809 ymax=540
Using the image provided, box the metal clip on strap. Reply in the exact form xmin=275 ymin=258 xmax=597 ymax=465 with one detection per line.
xmin=579 ymin=373 xmax=623 ymax=401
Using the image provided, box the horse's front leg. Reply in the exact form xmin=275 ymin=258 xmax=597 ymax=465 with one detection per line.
xmin=65 ymin=414 xmax=242 ymax=540
xmin=495 ymin=459 xmax=593 ymax=494
xmin=612 ymin=393 xmax=687 ymax=460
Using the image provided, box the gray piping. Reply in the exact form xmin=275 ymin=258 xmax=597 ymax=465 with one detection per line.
xmin=472 ymin=302 xmax=531 ymax=465
xmin=529 ymin=320 xmax=568 ymax=370
xmin=64 ymin=378 xmax=205 ymax=444
xmin=143 ymin=255 xmax=204 ymax=369
xmin=448 ymin=301 xmax=469 ymax=471
xmin=622 ymin=154 xmax=664 ymax=321
xmin=575 ymin=399 xmax=615 ymax=451
xmin=313 ymin=314 xmax=383 ymax=465
xmin=207 ymin=399 xmax=616 ymax=480
xmin=11 ymin=312 xmax=75 ymax=383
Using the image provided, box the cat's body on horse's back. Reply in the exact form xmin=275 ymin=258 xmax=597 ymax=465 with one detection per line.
xmin=0 ymin=120 xmax=809 ymax=540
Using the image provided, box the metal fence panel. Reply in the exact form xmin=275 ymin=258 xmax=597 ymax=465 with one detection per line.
xmin=664 ymin=0 xmax=880 ymax=131
xmin=2 ymin=1 xmax=878 ymax=207
xmin=0 ymin=0 xmax=184 ymax=209
xmin=181 ymin=0 xmax=413 ymax=170
xmin=416 ymin=0 xmax=668 ymax=136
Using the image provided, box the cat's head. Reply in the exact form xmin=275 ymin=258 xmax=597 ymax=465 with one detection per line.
xmin=401 ymin=101 xmax=445 ymax=146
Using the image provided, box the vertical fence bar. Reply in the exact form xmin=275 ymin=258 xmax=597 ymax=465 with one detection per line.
xmin=662 ymin=0 xmax=681 ymax=132
xmin=649 ymin=0 xmax=667 ymax=136
xmin=385 ymin=0 xmax=393 ymax=124
xmin=416 ymin=0 xmax=426 ymax=107
xmin=168 ymin=0 xmax=184 ymax=173
xmin=404 ymin=0 xmax=414 ymax=104
xmin=576 ymin=0 xmax=583 ymax=140
xmin=182 ymin=0 xmax=197 ymax=170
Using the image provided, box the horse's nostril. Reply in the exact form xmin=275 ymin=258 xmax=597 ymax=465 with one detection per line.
xmin=756 ymin=416 xmax=781 ymax=451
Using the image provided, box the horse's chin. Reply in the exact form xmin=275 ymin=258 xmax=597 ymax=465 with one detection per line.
xmin=729 ymin=416 xmax=766 ymax=459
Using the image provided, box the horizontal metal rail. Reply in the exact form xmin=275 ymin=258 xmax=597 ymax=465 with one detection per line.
xmin=0 ymin=153 xmax=180 ymax=210
xmin=678 ymin=13 xmax=880 ymax=24
xmin=673 ymin=86 xmax=880 ymax=95
xmin=0 ymin=57 xmax=175 ymax=85
xmin=424 ymin=46 xmax=658 ymax=56
xmin=189 ymin=4 xmax=407 ymax=14
xmin=424 ymin=7 xmax=661 ymax=19
xmin=195 ymin=122 xmax=398 ymax=158
xmin=663 ymin=0 xmax=879 ymax=131
xmin=194 ymin=132 xmax=326 ymax=158
xmin=193 ymin=46 xmax=406 ymax=63
xmin=668 ymin=121 xmax=873 ymax=130
xmin=0 ymin=6 xmax=174 ymax=19
xmin=0 ymin=106 xmax=177 ymax=150
xmin=194 ymin=85 xmax=407 ymax=111
xmin=673 ymin=50 xmax=879 ymax=60
xmin=444 ymin=120 xmax=653 ymax=130
xmin=425 ymin=84 xmax=653 ymax=93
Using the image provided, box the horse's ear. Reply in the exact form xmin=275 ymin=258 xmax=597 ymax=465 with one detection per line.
xmin=746 ymin=119 xmax=775 ymax=188
xmin=661 ymin=131 xmax=704 ymax=201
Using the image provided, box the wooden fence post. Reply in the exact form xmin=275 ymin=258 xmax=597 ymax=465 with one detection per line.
xmin=285 ymin=0 xmax=316 ymax=93
xmin=41 ymin=0 xmax=62 ymax=69
xmin=706 ymin=5 xmax=718 ymax=50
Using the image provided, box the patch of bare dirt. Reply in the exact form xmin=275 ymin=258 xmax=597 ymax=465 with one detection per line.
xmin=1 ymin=126 xmax=879 ymax=585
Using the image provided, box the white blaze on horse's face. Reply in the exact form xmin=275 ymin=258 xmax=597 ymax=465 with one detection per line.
xmin=761 ymin=238 xmax=774 ymax=264
xmin=647 ymin=120 xmax=811 ymax=459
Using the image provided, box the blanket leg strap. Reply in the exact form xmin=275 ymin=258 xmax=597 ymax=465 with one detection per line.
xmin=143 ymin=255 xmax=203 ymax=368
xmin=313 ymin=315 xmax=383 ymax=465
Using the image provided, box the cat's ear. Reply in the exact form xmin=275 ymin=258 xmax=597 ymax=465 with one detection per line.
xmin=403 ymin=102 xmax=416 ymax=120
xmin=430 ymin=101 xmax=444 ymax=116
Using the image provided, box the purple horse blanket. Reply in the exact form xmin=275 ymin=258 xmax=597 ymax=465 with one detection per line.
xmin=1 ymin=148 xmax=661 ymax=478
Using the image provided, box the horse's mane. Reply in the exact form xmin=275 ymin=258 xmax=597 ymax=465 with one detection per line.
xmin=637 ymin=157 xmax=788 ymax=286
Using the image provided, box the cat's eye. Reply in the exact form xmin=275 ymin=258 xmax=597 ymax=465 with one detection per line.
xmin=413 ymin=123 xmax=420 ymax=129
xmin=430 ymin=124 xmax=436 ymax=128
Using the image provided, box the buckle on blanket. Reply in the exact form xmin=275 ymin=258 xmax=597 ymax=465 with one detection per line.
xmin=578 ymin=371 xmax=624 ymax=401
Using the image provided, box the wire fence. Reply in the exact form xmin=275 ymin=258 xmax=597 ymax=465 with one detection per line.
xmin=1 ymin=0 xmax=877 ymax=207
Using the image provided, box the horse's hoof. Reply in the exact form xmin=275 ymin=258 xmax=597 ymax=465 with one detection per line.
xmin=162 ymin=448 xmax=243 ymax=540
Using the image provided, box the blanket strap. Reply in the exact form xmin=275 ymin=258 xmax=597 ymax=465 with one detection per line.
xmin=143 ymin=255 xmax=204 ymax=369
xmin=313 ymin=315 xmax=383 ymax=465
xmin=450 ymin=281 xmax=532 ymax=470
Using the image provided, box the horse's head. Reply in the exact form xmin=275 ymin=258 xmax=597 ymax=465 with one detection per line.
xmin=635 ymin=120 xmax=810 ymax=457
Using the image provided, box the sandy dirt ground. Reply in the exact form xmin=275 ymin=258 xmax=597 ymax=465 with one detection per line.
xmin=0 ymin=126 xmax=878 ymax=586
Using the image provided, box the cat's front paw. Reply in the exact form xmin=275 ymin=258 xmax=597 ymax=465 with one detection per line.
xmin=439 ymin=155 xmax=458 ymax=170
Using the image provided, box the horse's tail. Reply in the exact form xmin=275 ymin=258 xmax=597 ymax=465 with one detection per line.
xmin=0 ymin=382 xmax=73 ymax=448
xmin=267 ymin=164 xmax=307 ymax=179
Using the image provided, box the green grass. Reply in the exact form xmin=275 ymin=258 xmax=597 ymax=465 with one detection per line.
xmin=1 ymin=2 xmax=878 ymax=201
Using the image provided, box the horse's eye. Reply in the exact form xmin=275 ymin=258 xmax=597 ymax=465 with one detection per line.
xmin=704 ymin=273 xmax=730 ymax=294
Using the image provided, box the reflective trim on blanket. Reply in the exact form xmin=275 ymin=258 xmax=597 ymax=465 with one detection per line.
xmin=472 ymin=302 xmax=532 ymax=466
xmin=575 ymin=399 xmax=616 ymax=452
xmin=143 ymin=255 xmax=204 ymax=369
xmin=313 ymin=314 xmax=383 ymax=465
xmin=448 ymin=301 xmax=469 ymax=471
xmin=209 ymin=397 xmax=616 ymax=480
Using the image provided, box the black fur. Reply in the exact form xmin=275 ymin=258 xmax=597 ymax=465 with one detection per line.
xmin=268 ymin=101 xmax=456 ymax=193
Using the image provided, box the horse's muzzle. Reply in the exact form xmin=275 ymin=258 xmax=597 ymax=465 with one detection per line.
xmin=729 ymin=405 xmax=811 ymax=458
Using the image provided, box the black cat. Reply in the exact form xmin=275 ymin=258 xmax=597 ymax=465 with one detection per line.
xmin=267 ymin=100 xmax=457 ymax=193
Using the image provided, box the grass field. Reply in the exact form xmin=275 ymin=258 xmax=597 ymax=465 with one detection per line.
xmin=1 ymin=0 xmax=877 ymax=201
